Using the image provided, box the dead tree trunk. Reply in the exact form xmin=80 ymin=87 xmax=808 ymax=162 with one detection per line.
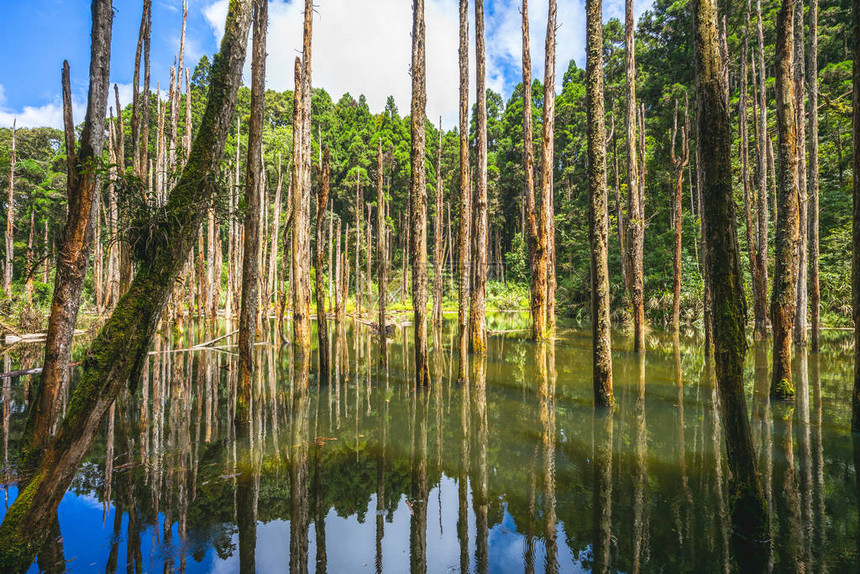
xmin=851 ymin=0 xmax=860 ymax=431
xmin=586 ymin=0 xmax=614 ymax=407
xmin=793 ymin=0 xmax=808 ymax=346
xmin=316 ymin=149 xmax=331 ymax=380
xmin=755 ymin=0 xmax=770 ymax=335
xmin=411 ymin=0 xmax=430 ymax=387
xmin=0 ymin=3 xmax=253 ymax=568
xmin=771 ymin=0 xmax=800 ymax=399
xmin=433 ymin=120 xmax=444 ymax=331
xmin=808 ymin=0 xmax=820 ymax=351
xmin=291 ymin=58 xmax=310 ymax=356
xmin=25 ymin=2 xmax=113 ymax=462
xmin=457 ymin=0 xmax=471 ymax=382
xmin=377 ymin=140 xmax=388 ymax=365
xmin=671 ymin=99 xmax=690 ymax=333
xmin=470 ymin=0 xmax=489 ymax=355
xmin=5 ymin=119 xmax=15 ymax=297
xmin=236 ymin=0 xmax=266 ymax=430
xmin=693 ymin=0 xmax=769 ymax=548
xmin=625 ymin=0 xmax=645 ymax=352
xmin=542 ymin=0 xmax=558 ymax=335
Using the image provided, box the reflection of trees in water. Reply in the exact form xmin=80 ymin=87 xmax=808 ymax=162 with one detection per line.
xmin=591 ymin=408 xmax=613 ymax=574
xmin=472 ymin=356 xmax=488 ymax=574
xmin=290 ymin=356 xmax=310 ymax=574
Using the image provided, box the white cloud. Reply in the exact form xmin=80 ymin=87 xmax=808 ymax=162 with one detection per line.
xmin=0 ymin=83 xmax=74 ymax=129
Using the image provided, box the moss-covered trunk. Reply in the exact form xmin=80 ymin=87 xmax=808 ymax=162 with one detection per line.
xmin=456 ymin=0 xmax=471 ymax=381
xmin=0 ymin=2 xmax=253 ymax=569
xmin=470 ymin=0 xmax=488 ymax=356
xmin=852 ymin=0 xmax=860 ymax=431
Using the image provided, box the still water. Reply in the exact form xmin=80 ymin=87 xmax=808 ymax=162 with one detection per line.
xmin=1 ymin=314 xmax=859 ymax=572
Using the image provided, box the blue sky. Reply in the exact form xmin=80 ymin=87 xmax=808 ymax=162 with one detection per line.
xmin=0 ymin=0 xmax=652 ymax=129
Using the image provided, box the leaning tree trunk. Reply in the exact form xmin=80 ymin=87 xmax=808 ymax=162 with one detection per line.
xmin=25 ymin=1 xmax=113 ymax=464
xmin=793 ymin=0 xmax=808 ymax=346
xmin=586 ymin=0 xmax=614 ymax=408
xmin=851 ymin=0 xmax=860 ymax=431
xmin=521 ymin=0 xmax=546 ymax=341
xmin=377 ymin=140 xmax=388 ymax=365
xmin=316 ymin=149 xmax=331 ymax=380
xmin=541 ymin=0 xmax=558 ymax=335
xmin=457 ymin=0 xmax=471 ymax=381
xmin=470 ymin=0 xmax=489 ymax=355
xmin=410 ymin=0 xmax=430 ymax=387
xmin=693 ymin=0 xmax=769 ymax=548
xmin=671 ymin=99 xmax=690 ymax=333
xmin=236 ymin=0 xmax=266 ymax=431
xmin=770 ymin=0 xmax=799 ymax=400
xmin=625 ymin=0 xmax=645 ymax=352
xmin=0 ymin=2 xmax=252 ymax=569
xmin=5 ymin=119 xmax=15 ymax=297
xmin=808 ymin=0 xmax=821 ymax=351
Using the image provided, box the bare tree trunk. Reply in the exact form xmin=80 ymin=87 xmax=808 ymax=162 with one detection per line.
xmin=542 ymin=0 xmax=558 ymax=335
xmin=771 ymin=0 xmax=800 ymax=400
xmin=433 ymin=120 xmax=444 ymax=331
xmin=625 ymin=0 xmax=645 ymax=352
xmin=794 ymin=0 xmax=808 ymax=346
xmin=25 ymin=209 xmax=34 ymax=302
xmin=316 ymin=149 xmax=331 ymax=380
xmin=25 ymin=2 xmax=113 ymax=463
xmin=377 ymin=140 xmax=388 ymax=365
xmin=411 ymin=0 xmax=430 ymax=387
xmin=522 ymin=0 xmax=545 ymax=341
xmin=693 ymin=0 xmax=769 ymax=549
xmin=755 ymin=0 xmax=770 ymax=336
xmin=131 ymin=0 xmax=150 ymax=176
xmin=0 ymin=2 xmax=252 ymax=567
xmin=355 ymin=173 xmax=362 ymax=317
xmin=808 ymin=0 xmax=820 ymax=351
xmin=5 ymin=120 xmax=15 ymax=297
xmin=457 ymin=0 xmax=471 ymax=382
xmin=586 ymin=0 xmax=614 ymax=407
xmin=851 ymin=0 xmax=860 ymax=431
xmin=334 ymin=218 xmax=342 ymax=323
xmin=470 ymin=0 xmax=488 ymax=355
xmin=236 ymin=0 xmax=266 ymax=430
xmin=671 ymin=99 xmax=690 ymax=333
xmin=266 ymin=154 xmax=283 ymax=316
xmin=42 ymin=221 xmax=49 ymax=284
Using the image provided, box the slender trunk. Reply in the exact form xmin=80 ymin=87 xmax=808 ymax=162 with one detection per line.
xmin=470 ymin=0 xmax=488 ymax=355
xmin=236 ymin=0 xmax=266 ymax=430
xmin=266 ymin=154 xmax=283 ymax=313
xmin=771 ymin=0 xmax=799 ymax=399
xmin=625 ymin=0 xmax=645 ymax=351
xmin=671 ymin=100 xmax=690 ymax=333
xmin=755 ymin=0 xmax=770 ymax=333
xmin=808 ymin=0 xmax=820 ymax=351
xmin=0 ymin=3 xmax=252 ymax=568
xmin=586 ymin=0 xmax=614 ymax=407
xmin=316 ymin=149 xmax=331 ymax=380
xmin=693 ymin=0 xmax=770 ymax=549
xmin=794 ymin=0 xmax=808 ymax=346
xmin=291 ymin=58 xmax=309 ymax=355
xmin=377 ymin=140 xmax=387 ymax=364
xmin=25 ymin=3 xmax=113 ymax=463
xmin=522 ymin=0 xmax=545 ymax=340
xmin=5 ymin=120 xmax=15 ymax=296
xmin=851 ymin=0 xmax=860 ymax=431
xmin=542 ymin=0 xmax=557 ymax=335
xmin=433 ymin=120 xmax=444 ymax=330
xmin=457 ymin=0 xmax=471 ymax=381
xmin=411 ymin=0 xmax=430 ymax=387
xmin=25 ymin=209 xmax=34 ymax=301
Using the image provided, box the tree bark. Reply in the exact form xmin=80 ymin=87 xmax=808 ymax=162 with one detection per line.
xmin=316 ymin=149 xmax=331 ymax=380
xmin=693 ymin=0 xmax=769 ymax=549
xmin=457 ymin=0 xmax=471 ymax=381
xmin=671 ymin=99 xmax=690 ymax=333
xmin=586 ymin=0 xmax=614 ymax=408
xmin=411 ymin=0 xmax=430 ymax=387
xmin=808 ymin=0 xmax=821 ymax=351
xmin=470 ymin=0 xmax=488 ymax=355
xmin=541 ymin=0 xmax=558 ymax=335
xmin=793 ymin=0 xmax=808 ymax=346
xmin=851 ymin=0 xmax=860 ymax=431
xmin=433 ymin=120 xmax=444 ymax=331
xmin=25 ymin=2 xmax=113 ymax=463
xmin=625 ymin=0 xmax=645 ymax=352
xmin=5 ymin=119 xmax=15 ymax=297
xmin=236 ymin=0 xmax=266 ymax=430
xmin=771 ymin=0 xmax=800 ymax=400
xmin=755 ymin=0 xmax=770 ymax=337
xmin=377 ymin=140 xmax=387 ymax=365
xmin=0 ymin=2 xmax=252 ymax=568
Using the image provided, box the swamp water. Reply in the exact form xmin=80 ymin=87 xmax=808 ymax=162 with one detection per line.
xmin=1 ymin=314 xmax=859 ymax=572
